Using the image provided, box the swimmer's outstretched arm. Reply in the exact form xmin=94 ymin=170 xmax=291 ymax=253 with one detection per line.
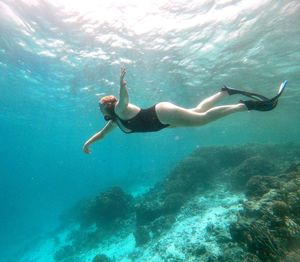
xmin=115 ymin=67 xmax=129 ymax=113
xmin=83 ymin=121 xmax=116 ymax=154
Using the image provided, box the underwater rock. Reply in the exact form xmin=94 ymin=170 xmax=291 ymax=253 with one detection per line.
xmin=230 ymin=221 xmax=283 ymax=261
xmin=230 ymin=156 xmax=275 ymax=190
xmin=272 ymin=201 xmax=289 ymax=218
xmin=185 ymin=243 xmax=206 ymax=257
xmin=95 ymin=186 xmax=133 ymax=221
xmin=134 ymin=226 xmax=150 ymax=247
xmin=54 ymin=245 xmax=76 ymax=261
xmin=92 ymin=254 xmax=111 ymax=262
xmin=246 ymin=176 xmax=269 ymax=198
xmin=285 ymin=252 xmax=300 ymax=262
xmin=221 ymin=245 xmax=261 ymax=262
xmin=285 ymin=163 xmax=300 ymax=173
xmin=52 ymin=143 xmax=300 ymax=262
xmin=242 ymin=253 xmax=262 ymax=262
xmin=134 ymin=210 xmax=176 ymax=246
xmin=165 ymin=156 xmax=215 ymax=195
xmin=149 ymin=215 xmax=176 ymax=237
xmin=244 ymin=189 xmax=280 ymax=216
xmin=65 ymin=228 xmax=103 ymax=253
xmin=135 ymin=192 xmax=184 ymax=237
xmin=287 ymin=191 xmax=300 ymax=218
xmin=135 ymin=199 xmax=163 ymax=226
xmin=191 ymin=145 xmax=252 ymax=169
xmin=246 ymin=175 xmax=279 ymax=198
xmin=283 ymin=170 xmax=300 ymax=219
xmin=162 ymin=193 xmax=185 ymax=214
xmin=77 ymin=186 xmax=133 ymax=228
xmin=284 ymin=180 xmax=299 ymax=192
xmin=163 ymin=178 xmax=190 ymax=195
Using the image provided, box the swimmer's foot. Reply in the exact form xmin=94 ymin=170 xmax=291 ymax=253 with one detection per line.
xmin=240 ymin=99 xmax=278 ymax=111
xmin=221 ymin=85 xmax=268 ymax=101
xmin=240 ymin=80 xmax=288 ymax=111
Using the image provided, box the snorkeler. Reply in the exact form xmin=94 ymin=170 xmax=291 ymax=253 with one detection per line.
xmin=83 ymin=67 xmax=287 ymax=154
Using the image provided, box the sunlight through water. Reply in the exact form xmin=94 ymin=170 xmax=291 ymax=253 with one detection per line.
xmin=1 ymin=1 xmax=300 ymax=260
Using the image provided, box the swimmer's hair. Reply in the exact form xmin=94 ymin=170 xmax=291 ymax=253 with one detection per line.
xmin=99 ymin=95 xmax=118 ymax=105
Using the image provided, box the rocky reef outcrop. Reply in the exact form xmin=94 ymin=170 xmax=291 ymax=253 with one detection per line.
xmin=53 ymin=143 xmax=300 ymax=262
xmin=55 ymin=186 xmax=134 ymax=261
xmin=79 ymin=186 xmax=133 ymax=227
xmin=230 ymin=164 xmax=300 ymax=262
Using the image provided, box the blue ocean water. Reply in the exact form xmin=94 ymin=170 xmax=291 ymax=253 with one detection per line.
xmin=1 ymin=0 xmax=300 ymax=260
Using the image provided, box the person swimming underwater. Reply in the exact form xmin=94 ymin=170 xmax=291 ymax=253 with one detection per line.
xmin=83 ymin=67 xmax=287 ymax=154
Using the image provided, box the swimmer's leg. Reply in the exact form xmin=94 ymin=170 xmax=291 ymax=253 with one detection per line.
xmin=192 ymin=91 xmax=228 ymax=113
xmin=156 ymin=102 xmax=247 ymax=127
xmin=191 ymin=83 xmax=266 ymax=113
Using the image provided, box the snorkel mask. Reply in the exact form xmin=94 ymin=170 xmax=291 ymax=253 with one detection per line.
xmin=99 ymin=95 xmax=117 ymax=121
xmin=104 ymin=114 xmax=113 ymax=121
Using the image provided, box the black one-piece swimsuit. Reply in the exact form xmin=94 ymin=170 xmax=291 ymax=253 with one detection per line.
xmin=110 ymin=105 xmax=169 ymax=133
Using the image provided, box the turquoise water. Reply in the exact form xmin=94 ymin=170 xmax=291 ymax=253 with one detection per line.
xmin=1 ymin=0 xmax=300 ymax=260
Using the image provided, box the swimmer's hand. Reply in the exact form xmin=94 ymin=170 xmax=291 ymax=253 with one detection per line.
xmin=120 ymin=66 xmax=127 ymax=87
xmin=83 ymin=143 xmax=91 ymax=154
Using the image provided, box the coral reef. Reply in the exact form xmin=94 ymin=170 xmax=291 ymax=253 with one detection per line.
xmin=133 ymin=226 xmax=150 ymax=247
xmin=77 ymin=186 xmax=133 ymax=228
xmin=49 ymin=143 xmax=300 ymax=262
xmin=92 ymin=254 xmax=111 ymax=262
xmin=230 ymin=156 xmax=275 ymax=190
xmin=54 ymin=187 xmax=134 ymax=261
xmin=272 ymin=200 xmax=289 ymax=218
xmin=245 ymin=175 xmax=279 ymax=198
xmin=164 ymin=156 xmax=215 ymax=195
xmin=230 ymin=164 xmax=300 ymax=261
xmin=230 ymin=221 xmax=284 ymax=261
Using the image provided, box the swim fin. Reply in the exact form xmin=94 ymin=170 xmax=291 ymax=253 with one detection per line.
xmin=240 ymin=80 xmax=288 ymax=111
xmin=240 ymin=99 xmax=278 ymax=111
xmin=221 ymin=85 xmax=269 ymax=101
xmin=270 ymin=80 xmax=288 ymax=102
